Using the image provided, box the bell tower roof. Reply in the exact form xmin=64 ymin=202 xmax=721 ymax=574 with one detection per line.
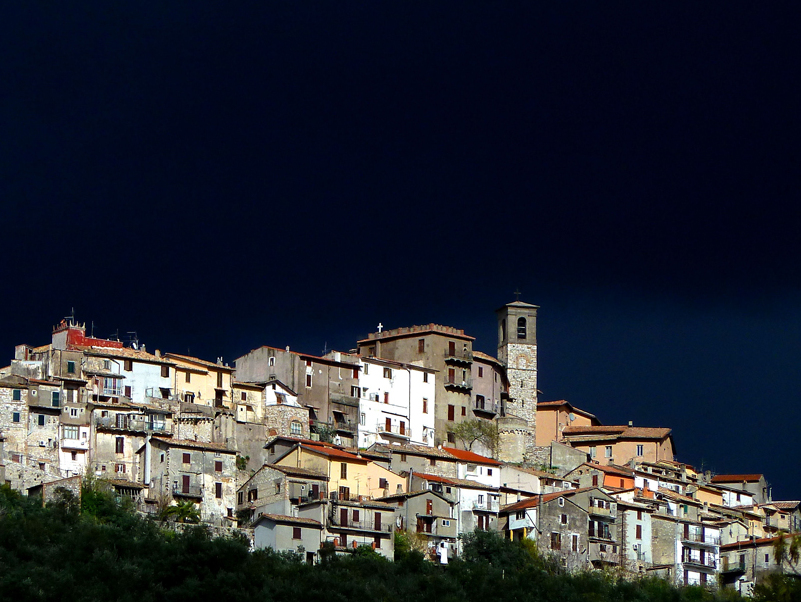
xmin=496 ymin=300 xmax=540 ymax=313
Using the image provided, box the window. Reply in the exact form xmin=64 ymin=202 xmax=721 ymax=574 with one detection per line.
xmin=572 ymin=534 xmax=579 ymax=552
xmin=352 ymin=510 xmax=360 ymax=522
xmin=104 ymin=360 xmax=111 ymax=370
xmin=383 ymin=367 xmax=392 ymax=379
xmin=605 ymin=446 xmax=612 ymax=458
xmin=115 ymin=437 xmax=124 ymax=454
xmin=363 ymin=364 xmax=369 ymax=375
xmin=636 ymin=444 xmax=644 ymax=456
xmin=418 ymin=339 xmax=425 ymax=353
xmin=351 ymin=385 xmax=360 ymax=398
xmin=185 ymin=371 xmax=191 ymax=383
xmin=422 ymin=398 xmax=428 ymax=414
xmin=384 ymin=392 xmax=389 ymax=404
xmin=359 ymin=413 xmax=365 ymax=426
xmin=461 ymin=406 xmax=466 ymax=416
xmin=38 ymin=414 xmax=45 ymax=426
xmin=447 ymin=405 xmax=455 ymax=421
xmin=290 ymin=421 xmax=302 ymax=436
xmin=306 ymin=360 xmax=312 ymax=367
xmin=423 ymin=372 xmax=428 ymax=383
xmin=352 ymin=367 xmax=359 ymax=379
xmin=124 ymin=385 xmax=132 ymax=397
xmin=64 ymin=425 xmax=78 ymax=439
xmin=379 ymin=478 xmax=388 ymax=489
xmin=558 ymin=497 xmax=565 ymax=507
xmin=123 ymin=359 xmax=132 ymax=371
xmin=551 ymin=532 xmax=561 ymax=550
xmin=637 ymin=510 xmax=642 ymax=520
xmin=12 ymin=389 xmax=21 ymax=401
xmin=430 ymin=458 xmax=437 ymax=467
xmin=341 ymin=463 xmax=347 ymax=479
xmin=217 ymin=372 xmax=223 ymax=388
xmin=306 ymin=374 xmax=312 ymax=388
xmin=215 ymin=460 xmax=223 ymax=472
xmin=215 ymin=482 xmax=222 ymax=499
xmin=475 ymin=394 xmax=485 ymax=410
xmin=115 ymin=463 xmax=126 ymax=474
xmin=52 ymin=391 xmax=60 ymax=407
xmin=183 ymin=453 xmax=191 ymax=464
xmin=488 ymin=469 xmax=492 ymax=476
xmin=68 ymin=361 xmax=76 ymax=374
xmin=478 ymin=366 xmax=484 ymax=378
xmin=447 ymin=432 xmax=455 ymax=444
xmin=561 ymin=514 xmax=567 ymax=524
xmin=517 ymin=317 xmax=527 ymax=339
xmin=238 ymin=491 xmax=244 ymax=505
xmin=161 ymin=365 xmax=169 ymax=378
xmin=69 ymin=407 xmax=79 ymax=418
xmin=592 ymin=474 xmax=599 ymax=487
xmin=71 ymin=451 xmax=77 ymax=461
xmin=636 ymin=525 xmax=642 ymax=539
xmin=160 ymin=453 xmax=165 ymax=463
xmin=293 ymin=527 xmax=302 ymax=540
xmin=241 ymin=391 xmax=247 ymax=401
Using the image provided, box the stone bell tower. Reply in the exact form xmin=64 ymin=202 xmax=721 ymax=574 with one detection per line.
xmin=496 ymin=298 xmax=539 ymax=463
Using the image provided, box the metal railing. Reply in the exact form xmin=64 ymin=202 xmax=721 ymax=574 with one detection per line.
xmin=377 ymin=422 xmax=409 ymax=437
xmin=472 ymin=498 xmax=500 ymax=512
xmin=444 ymin=349 xmax=473 ymax=362
xmin=444 ymin=377 xmax=473 ymax=389
xmin=329 ymin=515 xmax=394 ymax=533
xmin=589 ymin=503 xmax=615 ymax=517
xmin=95 ymin=416 xmax=170 ymax=433
xmin=683 ymin=555 xmax=717 ymax=569
xmin=682 ymin=532 xmax=720 ymax=545
xmin=173 ymin=484 xmax=203 ymax=498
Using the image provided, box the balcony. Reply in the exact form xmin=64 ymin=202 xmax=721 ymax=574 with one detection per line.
xmin=721 ymin=559 xmax=746 ymax=574
xmin=330 ymin=393 xmax=360 ymax=408
xmin=682 ymin=532 xmax=720 ymax=546
xmin=589 ymin=543 xmax=620 ymax=565
xmin=329 ymin=514 xmax=394 ymax=534
xmin=444 ymin=377 xmax=472 ymax=391
xmin=377 ymin=421 xmax=410 ymax=439
xmin=173 ymin=484 xmax=203 ymax=499
xmin=472 ymin=498 xmax=500 ymax=513
xmin=444 ymin=349 xmax=473 ymax=365
xmin=589 ymin=503 xmax=615 ymax=518
xmin=683 ymin=555 xmax=717 ymax=570
xmin=60 ymin=438 xmax=89 ymax=451
xmin=95 ymin=416 xmax=171 ymax=434
xmin=334 ymin=419 xmax=357 ymax=434
xmin=472 ymin=399 xmax=498 ymax=418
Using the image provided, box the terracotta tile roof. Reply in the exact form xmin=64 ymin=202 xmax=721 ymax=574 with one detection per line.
xmin=472 ymin=351 xmax=502 ymax=365
xmin=152 ymin=437 xmax=234 ymax=453
xmin=536 ymin=400 xmax=599 ymax=421
xmin=442 ymin=447 xmax=502 ymax=466
xmin=562 ymin=425 xmax=672 ymax=440
xmin=81 ymin=346 xmax=174 ymax=364
xmin=255 ymin=513 xmax=323 ymax=528
xmin=711 ymin=474 xmax=763 ymax=484
xmin=503 ymin=465 xmax=568 ymax=480
xmin=767 ymin=501 xmax=801 ymax=510
xmin=369 ymin=442 xmax=457 ymax=459
xmin=501 ymin=491 xmax=571 ymax=513
xmin=265 ymin=464 xmax=328 ymax=480
xmin=164 ymin=353 xmax=234 ymax=371
xmin=301 ymin=443 xmax=367 ymax=462
xmin=720 ymin=533 xmax=794 ymax=551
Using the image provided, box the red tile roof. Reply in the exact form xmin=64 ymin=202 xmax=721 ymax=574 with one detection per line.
xmin=720 ymin=533 xmax=794 ymax=551
xmin=152 ymin=437 xmax=234 ymax=453
xmin=562 ymin=425 xmax=672 ymax=440
xmin=502 ymin=491 xmax=571 ymax=513
xmin=302 ymin=443 xmax=367 ymax=462
xmin=711 ymin=474 xmax=763 ymax=484
xmin=255 ymin=513 xmax=323 ymax=528
xmin=164 ymin=353 xmax=234 ymax=371
xmin=442 ymin=447 xmax=502 ymax=466
xmin=417 ymin=473 xmax=499 ymax=491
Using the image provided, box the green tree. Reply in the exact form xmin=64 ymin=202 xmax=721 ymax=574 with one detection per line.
xmin=158 ymin=500 xmax=201 ymax=524
xmin=448 ymin=419 xmax=499 ymax=453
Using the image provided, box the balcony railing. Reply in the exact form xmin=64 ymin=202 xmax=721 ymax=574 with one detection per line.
xmin=334 ymin=419 xmax=357 ymax=434
xmin=721 ymin=559 xmax=747 ymax=574
xmin=444 ymin=377 xmax=473 ymax=390
xmin=330 ymin=393 xmax=360 ymax=408
xmin=60 ymin=438 xmax=90 ymax=450
xmin=683 ymin=555 xmax=717 ymax=570
xmin=444 ymin=349 xmax=473 ymax=364
xmin=95 ymin=416 xmax=170 ymax=433
xmin=377 ymin=422 xmax=410 ymax=438
xmin=173 ymin=485 xmax=203 ymax=498
xmin=472 ymin=498 xmax=500 ymax=513
xmin=589 ymin=504 xmax=615 ymax=518
xmin=473 ymin=400 xmax=499 ymax=416
xmin=329 ymin=515 xmax=394 ymax=533
xmin=682 ymin=532 xmax=720 ymax=546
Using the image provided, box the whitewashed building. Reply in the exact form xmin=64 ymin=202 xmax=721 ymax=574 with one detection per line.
xmin=356 ymin=358 xmax=436 ymax=448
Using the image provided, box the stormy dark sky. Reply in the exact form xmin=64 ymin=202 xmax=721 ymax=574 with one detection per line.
xmin=2 ymin=3 xmax=800 ymax=499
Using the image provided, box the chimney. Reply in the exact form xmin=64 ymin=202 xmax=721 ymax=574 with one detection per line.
xmin=155 ymin=349 xmax=161 ymax=358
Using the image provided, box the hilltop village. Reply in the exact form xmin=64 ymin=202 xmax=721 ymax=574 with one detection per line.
xmin=0 ymin=300 xmax=797 ymax=596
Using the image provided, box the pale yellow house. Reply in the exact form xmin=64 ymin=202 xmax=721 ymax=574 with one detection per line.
xmin=274 ymin=442 xmax=405 ymax=500
xmin=535 ymin=400 xmax=600 ymax=447
xmin=164 ymin=353 xmax=234 ymax=409
xmin=561 ymin=425 xmax=674 ymax=465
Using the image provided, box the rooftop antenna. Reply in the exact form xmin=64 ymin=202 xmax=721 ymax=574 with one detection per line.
xmin=110 ymin=329 xmax=119 ymax=341
xmin=322 ymin=341 xmax=329 ymax=355
xmin=65 ymin=307 xmax=75 ymax=325
xmin=126 ymin=331 xmax=139 ymax=349
xmin=91 ymin=321 xmax=95 ymax=337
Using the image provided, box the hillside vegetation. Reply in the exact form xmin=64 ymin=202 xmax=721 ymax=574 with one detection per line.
xmin=0 ymin=483 xmax=795 ymax=602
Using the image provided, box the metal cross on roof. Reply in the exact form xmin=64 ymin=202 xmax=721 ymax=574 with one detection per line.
xmin=377 ymin=322 xmax=383 ymax=333
xmin=514 ymin=288 xmax=522 ymax=301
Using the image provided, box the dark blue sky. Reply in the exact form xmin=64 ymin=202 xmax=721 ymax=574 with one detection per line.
xmin=2 ymin=3 xmax=800 ymax=499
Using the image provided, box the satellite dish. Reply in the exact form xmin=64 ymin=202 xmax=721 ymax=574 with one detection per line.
xmin=568 ymin=413 xmax=576 ymax=422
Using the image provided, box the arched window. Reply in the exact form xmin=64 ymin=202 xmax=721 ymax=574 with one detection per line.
xmin=500 ymin=319 xmax=506 ymax=342
xmin=517 ymin=317 xmax=527 ymax=339
xmin=290 ymin=421 xmax=302 ymax=436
